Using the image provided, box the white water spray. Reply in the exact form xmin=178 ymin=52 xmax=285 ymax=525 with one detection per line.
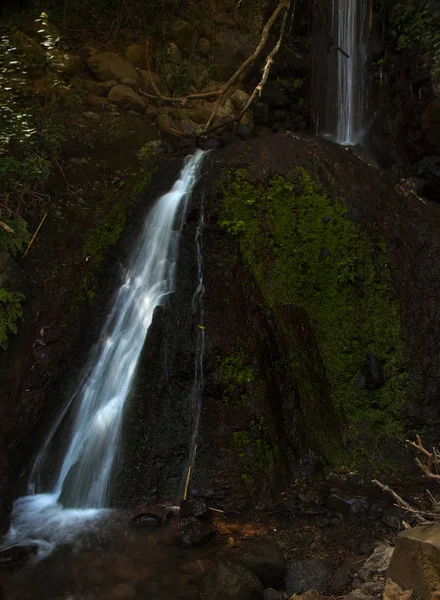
xmin=4 ymin=150 xmax=205 ymax=554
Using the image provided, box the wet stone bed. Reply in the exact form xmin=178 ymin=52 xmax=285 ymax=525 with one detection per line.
xmin=0 ymin=481 xmax=428 ymax=600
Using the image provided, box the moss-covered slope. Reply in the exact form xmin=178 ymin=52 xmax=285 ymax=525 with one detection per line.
xmin=218 ymin=140 xmax=408 ymax=468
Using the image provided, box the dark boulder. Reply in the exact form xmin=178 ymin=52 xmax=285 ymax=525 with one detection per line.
xmin=236 ymin=537 xmax=286 ymax=588
xmin=198 ymin=560 xmax=263 ymax=600
xmin=0 ymin=544 xmax=38 ymax=570
xmin=285 ymin=559 xmax=330 ymax=596
xmin=180 ymin=497 xmax=211 ymax=520
xmin=178 ymin=516 xmax=215 ymax=548
xmin=261 ymin=88 xmax=290 ymax=109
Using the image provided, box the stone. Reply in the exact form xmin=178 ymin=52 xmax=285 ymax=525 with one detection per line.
xmin=237 ymin=538 xmax=286 ymax=588
xmin=138 ymin=69 xmax=170 ymax=98
xmin=179 ymin=120 xmax=196 ymax=136
xmin=388 ymin=523 xmax=440 ymax=599
xmin=235 ymin=124 xmax=253 ymax=141
xmin=285 ymin=560 xmax=330 ymax=595
xmin=171 ymin=20 xmax=198 ymax=51
xmin=145 ymin=105 xmax=158 ymax=120
xmin=125 ymin=43 xmax=144 ymax=68
xmin=198 ymin=560 xmax=263 ymax=600
xmin=180 ymin=497 xmax=211 ymax=520
xmin=139 ymin=140 xmax=167 ymax=155
xmin=253 ymin=102 xmax=269 ymax=125
xmin=87 ymin=94 xmax=110 ymax=107
xmin=0 ymin=544 xmax=38 ymax=569
xmin=187 ymin=61 xmax=210 ymax=88
xmin=344 ymin=591 xmax=376 ymax=600
xmin=10 ymin=30 xmax=45 ymax=59
xmin=83 ymin=111 xmax=100 ymax=121
xmin=212 ymin=31 xmax=253 ymax=80
xmin=157 ymin=113 xmax=181 ymax=136
xmin=187 ymin=102 xmax=229 ymax=125
xmin=231 ymin=89 xmax=251 ymax=110
xmin=327 ymin=566 xmax=352 ymax=595
xmin=84 ymin=79 xmax=117 ymax=97
xmin=384 ymin=579 xmax=413 ymax=600
xmin=33 ymin=74 xmax=61 ymax=98
xmin=214 ymin=12 xmax=237 ymax=27
xmin=263 ymin=589 xmax=282 ymax=600
xmin=201 ymin=23 xmax=213 ymax=39
xmin=121 ymin=77 xmax=138 ymax=91
xmin=108 ymin=85 xmax=146 ymax=113
xmin=198 ymin=38 xmax=212 ymax=56
xmin=359 ymin=545 xmax=393 ymax=580
xmin=178 ymin=516 xmax=215 ymax=548
xmin=48 ymin=51 xmax=82 ymax=76
xmin=295 ymin=593 xmax=325 ymax=600
xmin=87 ymin=52 xmax=140 ymax=85
xmin=166 ymin=42 xmax=182 ymax=65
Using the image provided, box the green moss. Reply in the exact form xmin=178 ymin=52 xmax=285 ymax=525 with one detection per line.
xmin=221 ymin=167 xmax=406 ymax=467
xmin=0 ymin=289 xmax=24 ymax=350
xmin=0 ymin=219 xmax=29 ymax=256
xmin=233 ymin=418 xmax=279 ymax=473
xmin=71 ymin=159 xmax=157 ymax=312
xmin=220 ymin=351 xmax=255 ymax=388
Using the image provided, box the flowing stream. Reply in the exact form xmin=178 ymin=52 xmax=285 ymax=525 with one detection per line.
xmin=4 ymin=150 xmax=205 ymax=555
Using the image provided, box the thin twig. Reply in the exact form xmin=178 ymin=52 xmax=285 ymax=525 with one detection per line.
xmin=23 ymin=212 xmax=48 ymax=258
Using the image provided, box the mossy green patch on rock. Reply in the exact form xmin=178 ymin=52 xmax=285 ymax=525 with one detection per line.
xmin=72 ymin=159 xmax=157 ymax=312
xmin=220 ymin=167 xmax=406 ymax=468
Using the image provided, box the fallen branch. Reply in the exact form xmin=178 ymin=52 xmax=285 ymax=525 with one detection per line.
xmin=204 ymin=0 xmax=291 ymax=131
xmin=139 ymin=88 xmax=221 ymax=106
xmin=372 ymin=479 xmax=429 ymax=525
xmin=237 ymin=3 xmax=288 ymax=124
xmin=407 ymin=435 xmax=440 ymax=481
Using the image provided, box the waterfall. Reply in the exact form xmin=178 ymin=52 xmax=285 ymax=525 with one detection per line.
xmin=4 ymin=150 xmax=205 ymax=554
xmin=313 ymin=0 xmax=368 ymax=145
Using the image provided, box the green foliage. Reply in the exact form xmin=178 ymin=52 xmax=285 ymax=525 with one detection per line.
xmin=0 ymin=289 xmax=24 ymax=350
xmin=221 ymin=351 xmax=254 ymax=386
xmin=389 ymin=2 xmax=440 ymax=89
xmin=221 ymin=168 xmax=407 ymax=467
xmin=220 ymin=219 xmax=246 ymax=236
xmin=0 ymin=219 xmax=29 ymax=255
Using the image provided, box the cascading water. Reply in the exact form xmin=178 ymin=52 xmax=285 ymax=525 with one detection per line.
xmin=4 ymin=150 xmax=205 ymax=555
xmin=312 ymin=0 xmax=368 ymax=145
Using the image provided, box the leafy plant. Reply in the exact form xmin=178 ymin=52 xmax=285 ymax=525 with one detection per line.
xmin=0 ymin=289 xmax=24 ymax=350
xmin=220 ymin=219 xmax=246 ymax=236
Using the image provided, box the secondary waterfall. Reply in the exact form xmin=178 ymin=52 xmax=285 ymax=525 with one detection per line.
xmin=4 ymin=150 xmax=205 ymax=554
xmin=179 ymin=189 xmax=206 ymax=499
xmin=312 ymin=0 xmax=368 ymax=145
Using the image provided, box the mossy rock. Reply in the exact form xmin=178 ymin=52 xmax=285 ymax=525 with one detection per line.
xmin=219 ymin=158 xmax=407 ymax=468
